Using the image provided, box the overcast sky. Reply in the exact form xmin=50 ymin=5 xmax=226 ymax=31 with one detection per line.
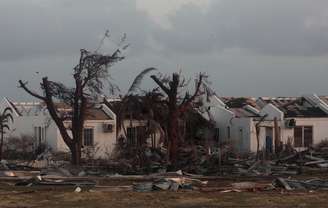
xmin=1 ymin=0 xmax=328 ymax=100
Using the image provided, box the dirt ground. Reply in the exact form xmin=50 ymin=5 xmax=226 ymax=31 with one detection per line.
xmin=0 ymin=188 xmax=327 ymax=208
xmin=0 ymin=175 xmax=327 ymax=208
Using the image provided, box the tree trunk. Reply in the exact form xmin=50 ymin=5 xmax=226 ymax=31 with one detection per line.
xmin=274 ymin=117 xmax=280 ymax=155
xmin=256 ymin=129 xmax=260 ymax=160
xmin=0 ymin=130 xmax=3 ymax=161
xmin=168 ymin=111 xmax=179 ymax=167
xmin=70 ymin=141 xmax=82 ymax=165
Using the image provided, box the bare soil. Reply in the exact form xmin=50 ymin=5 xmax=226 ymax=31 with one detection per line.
xmin=0 ymin=185 xmax=327 ymax=208
xmin=0 ymin=175 xmax=327 ymax=208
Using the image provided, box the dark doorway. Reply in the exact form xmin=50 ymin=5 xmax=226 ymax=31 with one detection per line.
xmin=265 ymin=127 xmax=273 ymax=153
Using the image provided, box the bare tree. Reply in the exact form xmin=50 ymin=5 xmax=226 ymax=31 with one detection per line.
xmin=0 ymin=107 xmax=13 ymax=160
xmin=150 ymin=72 xmax=206 ymax=167
xmin=19 ymin=38 xmax=125 ymax=165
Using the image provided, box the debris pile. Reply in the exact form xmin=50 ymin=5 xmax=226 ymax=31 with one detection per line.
xmin=274 ymin=177 xmax=328 ymax=191
xmin=175 ymin=144 xmax=235 ymax=175
xmin=112 ymin=146 xmax=168 ymax=174
xmin=133 ymin=176 xmax=208 ymax=192
xmin=106 ymin=143 xmax=328 ymax=176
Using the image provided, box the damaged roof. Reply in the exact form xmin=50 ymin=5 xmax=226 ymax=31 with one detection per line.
xmin=104 ymin=99 xmax=148 ymax=120
xmin=221 ymin=97 xmax=260 ymax=109
xmin=258 ymin=96 xmax=328 ymax=118
xmin=221 ymin=97 xmax=261 ymax=117
xmin=6 ymin=98 xmax=112 ymax=120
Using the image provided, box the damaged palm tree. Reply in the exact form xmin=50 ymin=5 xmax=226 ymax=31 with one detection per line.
xmin=117 ymin=67 xmax=159 ymax=141
xmin=19 ymin=34 xmax=126 ymax=165
xmin=151 ymin=72 xmax=206 ymax=167
xmin=0 ymin=107 xmax=13 ymax=160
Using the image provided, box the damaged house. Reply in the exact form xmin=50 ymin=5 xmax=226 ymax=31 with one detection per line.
xmin=200 ymin=94 xmax=263 ymax=153
xmin=200 ymin=89 xmax=328 ymax=153
xmin=3 ymin=91 xmax=328 ymax=158
xmin=257 ymin=94 xmax=328 ymax=151
xmin=197 ymin=86 xmax=262 ymax=153
xmin=0 ymin=96 xmax=164 ymax=159
xmin=0 ymin=97 xmax=117 ymax=158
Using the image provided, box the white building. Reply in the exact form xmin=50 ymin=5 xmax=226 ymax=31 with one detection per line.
xmin=0 ymin=97 xmax=117 ymax=158
xmin=199 ymin=94 xmax=262 ymax=153
xmin=257 ymin=94 xmax=328 ymax=151
xmin=200 ymin=91 xmax=328 ymax=153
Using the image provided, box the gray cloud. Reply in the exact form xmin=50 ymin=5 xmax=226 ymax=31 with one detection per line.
xmin=1 ymin=0 xmax=328 ymax=100
xmin=0 ymin=0 xmax=154 ymax=61
xmin=155 ymin=0 xmax=328 ymax=56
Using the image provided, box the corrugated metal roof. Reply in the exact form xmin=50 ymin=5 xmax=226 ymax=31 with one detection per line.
xmin=229 ymin=107 xmax=259 ymax=117
xmin=9 ymin=100 xmax=112 ymax=120
xmin=258 ymin=96 xmax=328 ymax=117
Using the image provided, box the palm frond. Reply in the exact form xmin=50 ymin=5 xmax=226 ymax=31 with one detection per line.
xmin=127 ymin=67 xmax=157 ymax=94
xmin=3 ymin=114 xmax=13 ymax=123
xmin=2 ymin=124 xmax=10 ymax=131
xmin=2 ymin=107 xmax=12 ymax=116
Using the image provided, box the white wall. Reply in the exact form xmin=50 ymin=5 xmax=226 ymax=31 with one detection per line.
xmin=260 ymin=104 xmax=284 ymax=121
xmin=257 ymin=103 xmax=328 ymax=150
xmin=249 ymin=120 xmax=276 ymax=153
xmin=199 ymin=95 xmax=256 ymax=153
xmin=280 ymin=117 xmax=328 ymax=147
xmin=0 ymin=99 xmax=57 ymax=147
xmin=0 ymin=99 xmax=118 ymax=158
xmin=56 ymin=119 xmax=117 ymax=159
xmin=230 ymin=117 xmax=253 ymax=153
xmin=209 ymin=105 xmax=234 ymax=140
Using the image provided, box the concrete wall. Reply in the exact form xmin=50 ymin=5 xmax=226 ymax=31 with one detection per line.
xmin=0 ymin=98 xmax=58 ymax=148
xmin=260 ymin=104 xmax=284 ymax=121
xmin=208 ymin=105 xmax=234 ymax=141
xmin=56 ymin=119 xmax=117 ymax=159
xmin=249 ymin=120 xmax=277 ymax=153
xmin=0 ymin=99 xmax=118 ymax=158
xmin=280 ymin=117 xmax=328 ymax=147
xmin=230 ymin=117 xmax=253 ymax=153
xmin=199 ymin=95 xmax=255 ymax=153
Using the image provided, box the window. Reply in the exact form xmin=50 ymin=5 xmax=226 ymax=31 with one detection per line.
xmin=294 ymin=127 xmax=303 ymax=147
xmin=83 ymin=128 xmax=94 ymax=146
xmin=294 ymin=126 xmax=313 ymax=148
xmin=127 ymin=126 xmax=147 ymax=146
xmin=34 ymin=126 xmax=46 ymax=145
xmin=127 ymin=127 xmax=137 ymax=146
xmin=103 ymin=123 xmax=113 ymax=132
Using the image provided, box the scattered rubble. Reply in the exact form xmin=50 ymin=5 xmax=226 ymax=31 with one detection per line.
xmin=4 ymin=146 xmax=328 ymax=178
xmin=15 ymin=175 xmax=96 ymax=188
xmin=133 ymin=176 xmax=207 ymax=192
xmin=0 ymin=143 xmax=326 ymax=196
xmin=273 ymin=177 xmax=328 ymax=191
xmin=74 ymin=186 xmax=82 ymax=193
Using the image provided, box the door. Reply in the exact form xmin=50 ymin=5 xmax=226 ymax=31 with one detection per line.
xmin=303 ymin=126 xmax=313 ymax=147
xmin=294 ymin=126 xmax=303 ymax=147
xmin=265 ymin=127 xmax=273 ymax=153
